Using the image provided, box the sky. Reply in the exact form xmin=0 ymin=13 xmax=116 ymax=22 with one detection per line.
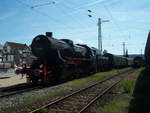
xmin=0 ymin=0 xmax=150 ymax=55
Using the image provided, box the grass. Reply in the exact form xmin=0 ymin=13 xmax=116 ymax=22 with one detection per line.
xmin=122 ymin=80 xmax=134 ymax=93
xmin=1 ymin=67 xmax=132 ymax=112
xmin=96 ymin=67 xmax=144 ymax=113
xmin=96 ymin=94 xmax=131 ymax=113
xmin=67 ymin=67 xmax=131 ymax=87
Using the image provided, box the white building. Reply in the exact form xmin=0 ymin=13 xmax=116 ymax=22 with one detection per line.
xmin=0 ymin=44 xmax=3 ymax=62
xmin=3 ymin=42 xmax=31 ymax=66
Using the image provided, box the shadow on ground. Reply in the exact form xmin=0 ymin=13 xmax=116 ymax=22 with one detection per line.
xmin=129 ymin=68 xmax=150 ymax=113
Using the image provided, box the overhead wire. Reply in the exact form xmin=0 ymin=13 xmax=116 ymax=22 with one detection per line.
xmin=102 ymin=3 xmax=129 ymax=40
xmin=60 ymin=0 xmax=100 ymax=34
xmin=65 ymin=0 xmax=106 ymax=15
xmin=29 ymin=0 xmax=97 ymax=35
xmin=61 ymin=0 xmax=143 ymax=53
xmin=102 ymin=3 xmax=133 ymax=53
xmin=55 ymin=0 xmax=94 ymax=33
xmin=51 ymin=1 xmax=86 ymax=31
xmin=29 ymin=0 xmax=89 ymax=35
xmin=15 ymin=0 xmax=75 ymax=30
xmin=15 ymin=0 xmax=129 ymax=44
xmin=68 ymin=0 xmax=130 ymax=51
xmin=66 ymin=0 xmax=128 ymax=35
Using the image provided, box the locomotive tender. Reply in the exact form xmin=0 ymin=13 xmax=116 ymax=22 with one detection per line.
xmin=17 ymin=32 xmax=133 ymax=84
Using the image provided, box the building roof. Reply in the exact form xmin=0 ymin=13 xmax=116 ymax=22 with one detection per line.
xmin=5 ymin=42 xmax=29 ymax=49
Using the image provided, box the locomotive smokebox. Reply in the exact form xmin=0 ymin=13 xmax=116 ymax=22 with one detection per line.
xmin=31 ymin=35 xmax=52 ymax=58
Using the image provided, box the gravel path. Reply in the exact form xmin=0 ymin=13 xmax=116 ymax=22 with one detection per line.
xmin=0 ymin=82 xmax=73 ymax=111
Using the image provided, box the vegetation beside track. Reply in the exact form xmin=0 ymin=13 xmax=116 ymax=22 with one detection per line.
xmin=67 ymin=67 xmax=131 ymax=87
xmin=1 ymin=67 xmax=132 ymax=112
xmin=96 ymin=67 xmax=144 ymax=113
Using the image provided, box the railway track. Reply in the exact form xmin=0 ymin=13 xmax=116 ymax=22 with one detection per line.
xmin=29 ymin=69 xmax=133 ymax=113
xmin=0 ymin=83 xmax=41 ymax=98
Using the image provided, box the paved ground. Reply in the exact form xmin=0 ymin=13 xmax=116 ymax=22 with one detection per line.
xmin=0 ymin=69 xmax=26 ymax=88
xmin=0 ymin=69 xmax=16 ymax=77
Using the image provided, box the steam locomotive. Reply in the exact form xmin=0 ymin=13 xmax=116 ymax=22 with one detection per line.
xmin=16 ymin=32 xmax=133 ymax=84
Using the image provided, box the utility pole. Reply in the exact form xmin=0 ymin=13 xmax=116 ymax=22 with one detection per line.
xmin=97 ymin=18 xmax=109 ymax=55
xmin=123 ymin=42 xmax=125 ymax=56
xmin=125 ymin=49 xmax=128 ymax=57
xmin=98 ymin=18 xmax=102 ymax=53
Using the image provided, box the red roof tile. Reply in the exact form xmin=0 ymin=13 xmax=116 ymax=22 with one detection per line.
xmin=6 ymin=42 xmax=28 ymax=49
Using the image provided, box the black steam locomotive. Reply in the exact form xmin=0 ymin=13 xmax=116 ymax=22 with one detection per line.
xmin=17 ymin=32 xmax=133 ymax=84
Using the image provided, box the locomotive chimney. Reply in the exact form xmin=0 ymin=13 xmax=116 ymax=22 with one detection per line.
xmin=46 ymin=32 xmax=53 ymax=37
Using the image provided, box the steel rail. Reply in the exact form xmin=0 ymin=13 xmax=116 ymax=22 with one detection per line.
xmin=29 ymin=69 xmax=133 ymax=113
xmin=78 ymin=81 xmax=120 ymax=113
